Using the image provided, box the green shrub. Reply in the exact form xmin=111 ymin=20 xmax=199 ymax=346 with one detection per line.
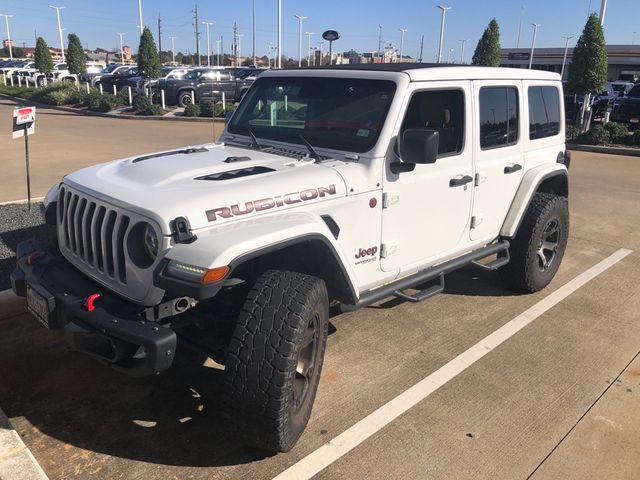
xmin=115 ymin=88 xmax=130 ymax=106
xmin=565 ymin=124 xmax=579 ymax=142
xmin=632 ymin=130 xmax=640 ymax=146
xmin=214 ymin=102 xmax=236 ymax=118
xmin=87 ymin=94 xmax=118 ymax=112
xmin=30 ymin=83 xmax=78 ymax=105
xmin=603 ymin=121 xmax=630 ymax=143
xmin=84 ymin=90 xmax=103 ymax=109
xmin=198 ymin=101 xmax=215 ymax=118
xmin=575 ymin=126 xmax=610 ymax=145
xmin=132 ymin=93 xmax=151 ymax=111
xmin=183 ymin=103 xmax=201 ymax=117
xmin=140 ymin=103 xmax=164 ymax=116
xmin=66 ymin=88 xmax=88 ymax=105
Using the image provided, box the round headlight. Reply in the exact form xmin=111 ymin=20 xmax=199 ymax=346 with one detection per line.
xmin=128 ymin=222 xmax=159 ymax=268
xmin=143 ymin=224 xmax=159 ymax=259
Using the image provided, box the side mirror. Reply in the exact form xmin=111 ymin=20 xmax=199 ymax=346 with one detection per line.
xmin=392 ymin=129 xmax=439 ymax=174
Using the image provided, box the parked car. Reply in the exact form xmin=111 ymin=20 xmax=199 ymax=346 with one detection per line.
xmin=1 ymin=60 xmax=33 ymax=77
xmin=12 ymin=64 xmax=569 ymax=453
xmin=95 ymin=66 xmax=139 ymax=92
xmin=157 ymin=67 xmax=261 ymax=107
xmin=611 ymin=83 xmax=640 ymax=128
xmin=87 ymin=64 xmax=126 ymax=86
xmin=127 ymin=66 xmax=192 ymax=95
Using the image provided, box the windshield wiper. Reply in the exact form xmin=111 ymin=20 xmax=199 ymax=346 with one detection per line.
xmin=246 ymin=127 xmax=264 ymax=151
xmin=298 ymin=133 xmax=321 ymax=162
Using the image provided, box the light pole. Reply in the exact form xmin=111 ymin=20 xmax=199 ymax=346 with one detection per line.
xmin=529 ymin=23 xmax=541 ymax=69
xmin=305 ymin=32 xmax=314 ymax=66
xmin=447 ymin=48 xmax=454 ymax=63
xmin=237 ymin=33 xmax=244 ymax=66
xmin=169 ymin=36 xmax=176 ymax=64
xmin=49 ymin=5 xmax=66 ymax=62
xmin=378 ymin=24 xmax=383 ymax=62
xmin=277 ymin=0 xmax=282 ymax=68
xmin=137 ymin=0 xmax=143 ymax=35
xmin=203 ymin=21 xmax=213 ymax=66
xmin=252 ymin=0 xmax=256 ymax=66
xmin=459 ymin=39 xmax=468 ymax=64
xmin=318 ymin=41 xmax=324 ymax=66
xmin=294 ymin=15 xmax=307 ymax=67
xmin=437 ymin=5 xmax=451 ymax=64
xmin=398 ymin=28 xmax=407 ymax=63
xmin=216 ymin=38 xmax=221 ymax=66
xmin=560 ymin=35 xmax=574 ymax=79
xmin=599 ymin=0 xmax=607 ymax=26
xmin=0 ymin=14 xmax=13 ymax=60
xmin=117 ymin=32 xmax=126 ymax=64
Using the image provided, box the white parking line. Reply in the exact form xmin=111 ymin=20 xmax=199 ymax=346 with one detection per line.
xmin=274 ymin=248 xmax=633 ymax=480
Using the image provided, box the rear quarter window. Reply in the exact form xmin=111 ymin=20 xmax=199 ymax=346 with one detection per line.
xmin=528 ymin=86 xmax=561 ymax=140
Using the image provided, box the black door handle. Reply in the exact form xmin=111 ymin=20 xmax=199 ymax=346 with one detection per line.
xmin=449 ymin=175 xmax=473 ymax=187
xmin=504 ymin=163 xmax=522 ymax=174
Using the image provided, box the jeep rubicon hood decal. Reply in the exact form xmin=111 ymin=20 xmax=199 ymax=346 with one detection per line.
xmin=62 ymin=144 xmax=347 ymax=233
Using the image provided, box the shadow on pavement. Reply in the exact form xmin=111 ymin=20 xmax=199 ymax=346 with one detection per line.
xmin=0 ymin=313 xmax=274 ymax=468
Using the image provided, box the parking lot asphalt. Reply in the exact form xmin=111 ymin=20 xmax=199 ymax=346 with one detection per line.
xmin=0 ymin=97 xmax=220 ymax=203
xmin=0 ymin=124 xmax=639 ymax=478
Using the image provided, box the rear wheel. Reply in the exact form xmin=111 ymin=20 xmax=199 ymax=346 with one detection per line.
xmin=499 ymin=192 xmax=569 ymax=292
xmin=224 ymin=270 xmax=329 ymax=452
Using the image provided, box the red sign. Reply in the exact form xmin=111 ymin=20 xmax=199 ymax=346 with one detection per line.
xmin=15 ymin=106 xmax=36 ymax=125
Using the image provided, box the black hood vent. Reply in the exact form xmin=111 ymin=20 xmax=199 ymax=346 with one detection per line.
xmin=196 ymin=166 xmax=275 ymax=181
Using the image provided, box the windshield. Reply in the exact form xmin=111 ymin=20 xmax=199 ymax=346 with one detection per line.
xmin=612 ymin=84 xmax=628 ymax=93
xmin=228 ymin=76 xmax=396 ymax=153
xmin=628 ymin=85 xmax=640 ymax=97
xmin=102 ymin=64 xmax=120 ymax=73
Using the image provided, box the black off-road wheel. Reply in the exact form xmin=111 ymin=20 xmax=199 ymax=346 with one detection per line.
xmin=500 ymin=192 xmax=569 ymax=293
xmin=178 ymin=90 xmax=194 ymax=108
xmin=225 ymin=270 xmax=329 ymax=452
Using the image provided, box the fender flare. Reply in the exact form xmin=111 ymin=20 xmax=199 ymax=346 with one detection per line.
xmin=159 ymin=212 xmax=358 ymax=303
xmin=500 ymin=163 xmax=568 ymax=238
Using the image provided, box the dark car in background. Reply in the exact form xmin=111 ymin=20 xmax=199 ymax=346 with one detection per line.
xmin=157 ymin=67 xmax=262 ymax=107
xmin=94 ymin=66 xmax=139 ymax=92
xmin=611 ymin=84 xmax=640 ymax=129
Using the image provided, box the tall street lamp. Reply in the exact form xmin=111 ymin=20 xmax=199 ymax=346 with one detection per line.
xmin=203 ymin=21 xmax=213 ymax=67
xmin=277 ymin=0 xmax=282 ymax=68
xmin=437 ymin=5 xmax=451 ymax=64
xmin=318 ymin=41 xmax=325 ymax=66
xmin=560 ymin=35 xmax=574 ymax=79
xmin=169 ymin=36 xmax=176 ymax=64
xmin=294 ymin=15 xmax=307 ymax=67
xmin=237 ymin=33 xmax=244 ymax=66
xmin=398 ymin=28 xmax=407 ymax=63
xmin=305 ymin=32 xmax=314 ymax=66
xmin=49 ymin=5 xmax=66 ymax=62
xmin=459 ymin=39 xmax=468 ymax=64
xmin=117 ymin=32 xmax=126 ymax=64
xmin=529 ymin=23 xmax=541 ymax=69
xmin=0 ymin=14 xmax=13 ymax=59
xmin=137 ymin=0 xmax=143 ymax=35
xmin=447 ymin=48 xmax=454 ymax=63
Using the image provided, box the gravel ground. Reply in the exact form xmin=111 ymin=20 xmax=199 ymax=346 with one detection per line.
xmin=0 ymin=202 xmax=55 ymax=291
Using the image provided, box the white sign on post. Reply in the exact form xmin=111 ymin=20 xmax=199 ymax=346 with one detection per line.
xmin=13 ymin=106 xmax=36 ymax=139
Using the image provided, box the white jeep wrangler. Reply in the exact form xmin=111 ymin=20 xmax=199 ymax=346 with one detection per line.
xmin=12 ymin=64 xmax=570 ymax=452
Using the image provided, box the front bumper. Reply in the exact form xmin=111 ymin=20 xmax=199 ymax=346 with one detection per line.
xmin=11 ymin=238 xmax=177 ymax=377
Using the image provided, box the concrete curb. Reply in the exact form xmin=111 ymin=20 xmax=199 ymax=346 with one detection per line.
xmin=567 ymin=143 xmax=640 ymax=157
xmin=0 ymin=93 xmax=227 ymax=123
xmin=0 ymin=408 xmax=49 ymax=480
xmin=0 ymin=197 xmax=45 ymax=206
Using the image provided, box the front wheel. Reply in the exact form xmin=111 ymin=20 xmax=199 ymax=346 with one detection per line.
xmin=178 ymin=90 xmax=194 ymax=108
xmin=499 ymin=192 xmax=569 ymax=293
xmin=224 ymin=270 xmax=329 ymax=452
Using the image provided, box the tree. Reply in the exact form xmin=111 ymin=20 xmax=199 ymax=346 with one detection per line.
xmin=567 ymin=14 xmax=607 ymax=95
xmin=567 ymin=13 xmax=608 ymax=131
xmin=472 ymin=19 xmax=501 ymax=67
xmin=137 ymin=27 xmax=161 ymax=77
xmin=34 ymin=37 xmax=53 ymax=74
xmin=67 ymin=33 xmax=86 ymax=75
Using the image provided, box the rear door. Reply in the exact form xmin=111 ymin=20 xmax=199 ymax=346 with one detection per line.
xmin=470 ymin=81 xmax=525 ymax=242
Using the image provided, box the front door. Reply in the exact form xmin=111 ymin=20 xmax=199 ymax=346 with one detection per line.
xmin=381 ymin=81 xmax=474 ymax=273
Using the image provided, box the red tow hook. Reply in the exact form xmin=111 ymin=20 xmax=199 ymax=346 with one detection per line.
xmin=26 ymin=251 xmax=42 ymax=266
xmin=84 ymin=293 xmax=101 ymax=312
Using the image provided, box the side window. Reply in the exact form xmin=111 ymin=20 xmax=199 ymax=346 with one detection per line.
xmin=400 ymin=89 xmax=465 ymax=157
xmin=479 ymin=87 xmax=519 ymax=149
xmin=528 ymin=86 xmax=560 ymax=140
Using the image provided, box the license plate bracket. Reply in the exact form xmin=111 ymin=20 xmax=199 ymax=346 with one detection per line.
xmin=26 ymin=283 xmax=56 ymax=329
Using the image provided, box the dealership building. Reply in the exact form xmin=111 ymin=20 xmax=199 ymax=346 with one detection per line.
xmin=500 ymin=45 xmax=640 ymax=82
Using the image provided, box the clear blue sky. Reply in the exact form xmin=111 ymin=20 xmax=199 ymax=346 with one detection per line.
xmin=2 ymin=0 xmax=640 ymax=60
